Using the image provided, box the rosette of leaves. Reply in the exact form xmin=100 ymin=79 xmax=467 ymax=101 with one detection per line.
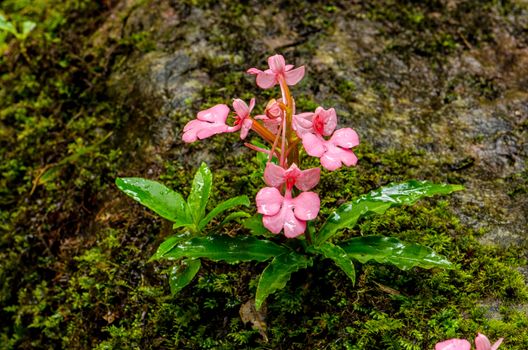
xmin=117 ymin=164 xmax=462 ymax=309
xmin=116 ymin=163 xmax=251 ymax=294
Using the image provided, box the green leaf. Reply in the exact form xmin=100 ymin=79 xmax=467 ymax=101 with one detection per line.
xmin=0 ymin=14 xmax=17 ymax=35
xmin=220 ymin=211 xmax=251 ymax=226
xmin=153 ymin=235 xmax=289 ymax=263
xmin=339 ymin=235 xmax=453 ymax=270
xmin=314 ymin=242 xmax=356 ymax=285
xmin=243 ymin=214 xmax=273 ymax=236
xmin=316 ymin=181 xmax=464 ymax=245
xmin=198 ymin=195 xmax=250 ymax=230
xmin=115 ymin=178 xmax=192 ymax=226
xmin=150 ymin=233 xmax=191 ymax=261
xmin=169 ymin=258 xmax=201 ymax=295
xmin=255 ymin=251 xmax=312 ymax=310
xmin=187 ymin=163 xmax=212 ymax=225
xmin=21 ymin=21 xmax=36 ymax=37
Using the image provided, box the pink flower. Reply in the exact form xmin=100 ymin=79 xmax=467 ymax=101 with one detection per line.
xmin=182 ymin=98 xmax=255 ymax=142
xmin=435 ymin=339 xmax=471 ymax=350
xmin=294 ymin=106 xmax=359 ymax=171
xmin=435 ymin=334 xmax=503 ymax=350
xmin=263 ymin=163 xmax=320 ymax=191
xmin=182 ymin=104 xmax=231 ymax=143
xmin=255 ymin=99 xmax=284 ymax=133
xmin=256 ymin=187 xmax=320 ymax=238
xmin=293 ymin=107 xmax=337 ymax=137
xmin=232 ymin=98 xmax=255 ymax=139
xmin=475 ymin=333 xmax=503 ymax=350
xmin=247 ymin=54 xmax=305 ymax=89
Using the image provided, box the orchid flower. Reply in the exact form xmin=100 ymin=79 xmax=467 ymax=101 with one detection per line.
xmin=256 ymin=163 xmax=320 ymax=237
xmin=182 ymin=98 xmax=255 ymax=143
xmin=247 ymin=54 xmax=305 ymax=89
xmin=256 ymin=187 xmax=320 ymax=238
xmin=263 ymin=163 xmax=320 ymax=191
xmin=296 ymin=107 xmax=359 ymax=171
xmin=232 ymin=98 xmax=255 ymax=139
xmin=435 ymin=339 xmax=471 ymax=350
xmin=184 ymin=53 xmax=360 ymax=239
xmin=182 ymin=104 xmax=231 ymax=143
xmin=255 ymin=99 xmax=284 ymax=133
xmin=435 ymin=333 xmax=503 ymax=350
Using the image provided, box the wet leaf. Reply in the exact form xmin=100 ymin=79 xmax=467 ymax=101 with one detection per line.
xmin=152 ymin=235 xmax=289 ymax=263
xmin=243 ymin=214 xmax=273 ymax=237
xmin=198 ymin=195 xmax=250 ymax=230
xmin=115 ymin=178 xmax=192 ymax=227
xmin=255 ymin=251 xmax=312 ymax=310
xmin=187 ymin=162 xmax=212 ymax=224
xmin=150 ymin=233 xmax=191 ymax=261
xmin=220 ymin=211 xmax=251 ymax=226
xmin=313 ymin=242 xmax=356 ymax=285
xmin=169 ymin=258 xmax=201 ymax=295
xmin=316 ymin=181 xmax=464 ymax=245
xmin=339 ymin=235 xmax=453 ymax=270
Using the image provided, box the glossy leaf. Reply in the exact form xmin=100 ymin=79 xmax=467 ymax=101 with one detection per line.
xmin=339 ymin=235 xmax=453 ymax=270
xmin=314 ymin=242 xmax=356 ymax=285
xmin=243 ymin=214 xmax=273 ymax=236
xmin=198 ymin=195 xmax=250 ymax=230
xmin=255 ymin=251 xmax=312 ymax=310
xmin=187 ymin=163 xmax=212 ymax=224
xmin=150 ymin=233 xmax=191 ymax=261
xmin=169 ymin=258 xmax=201 ymax=295
xmin=152 ymin=235 xmax=289 ymax=263
xmin=220 ymin=211 xmax=251 ymax=226
xmin=316 ymin=181 xmax=464 ymax=245
xmin=115 ymin=177 xmax=192 ymax=227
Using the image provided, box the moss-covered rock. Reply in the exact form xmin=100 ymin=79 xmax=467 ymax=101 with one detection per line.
xmin=1 ymin=0 xmax=527 ymax=349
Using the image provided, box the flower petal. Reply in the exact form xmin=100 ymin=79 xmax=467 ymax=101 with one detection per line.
xmin=293 ymin=112 xmax=314 ymax=137
xmin=475 ymin=333 xmax=492 ymax=350
xmin=233 ymin=98 xmax=249 ymax=118
xmin=262 ymin=210 xmax=285 ymax=234
xmin=302 ymin=133 xmax=326 ymax=157
xmin=322 ymin=107 xmax=337 ymax=136
xmin=293 ymin=192 xmax=320 ymax=221
xmin=247 ymin=68 xmax=262 ymax=75
xmin=282 ymin=207 xmax=306 ymax=238
xmin=491 ymin=338 xmax=503 ymax=350
xmin=256 ymin=187 xmax=283 ymax=216
xmin=240 ymin=118 xmax=253 ymax=139
xmin=284 ymin=66 xmax=305 ymax=86
xmin=330 ymin=128 xmax=360 ymax=149
xmin=196 ymin=123 xmax=229 ymax=140
xmin=248 ymin=97 xmax=256 ymax=113
xmin=256 ymin=72 xmax=278 ymax=89
xmin=197 ymin=104 xmax=230 ymax=123
xmin=435 ymin=339 xmax=471 ymax=350
xmin=263 ymin=163 xmax=285 ymax=188
xmin=320 ymin=144 xmax=358 ymax=171
xmin=268 ymin=54 xmax=286 ymax=73
xmin=182 ymin=120 xmax=228 ymax=143
xmin=295 ymin=167 xmax=321 ymax=191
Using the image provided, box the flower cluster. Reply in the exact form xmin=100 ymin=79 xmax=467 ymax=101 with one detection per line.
xmin=436 ymin=333 xmax=503 ymax=350
xmin=183 ymin=54 xmax=360 ymax=238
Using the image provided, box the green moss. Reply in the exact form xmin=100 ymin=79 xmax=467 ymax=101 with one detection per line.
xmin=1 ymin=0 xmax=528 ymax=349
